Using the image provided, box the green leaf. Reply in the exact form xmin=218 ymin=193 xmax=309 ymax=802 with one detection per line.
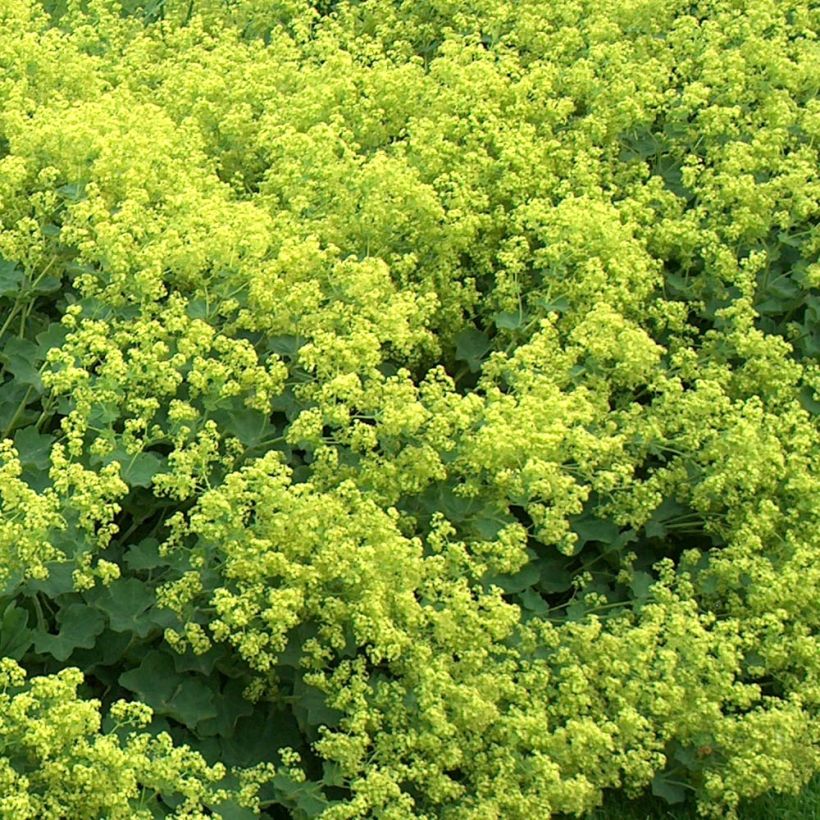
xmin=566 ymin=598 xmax=589 ymax=622
xmin=72 ymin=628 xmax=132 ymax=673
xmin=124 ymin=537 xmax=164 ymax=571
xmin=645 ymin=498 xmax=692 ymax=539
xmin=220 ymin=707 xmax=302 ymax=768
xmin=26 ymin=561 xmax=75 ymax=597
xmin=630 ymin=570 xmax=654 ymax=599
xmin=13 ymin=426 xmax=54 ymax=471
xmin=125 ymin=451 xmax=166 ymax=487
xmin=204 ymin=772 xmax=259 ymax=819
xmin=651 ymin=772 xmax=688 ymax=804
xmin=208 ymin=799 xmax=258 ymax=820
xmin=493 ymin=310 xmax=526 ymax=331
xmin=267 ymin=772 xmax=331 ymax=815
xmin=35 ymin=322 xmax=69 ymax=357
xmin=799 ymin=384 xmax=820 ymax=416
xmin=516 ymin=587 xmax=549 ymax=614
xmin=538 ymin=295 xmax=570 ymax=314
xmin=119 ymin=650 xmax=218 ymax=731
xmin=167 ymin=675 xmax=220 ymax=731
xmin=454 ymin=327 xmax=491 ymax=372
xmin=119 ymin=652 xmax=176 ymax=709
xmin=0 ymin=338 xmax=43 ymax=388
xmin=30 ymin=274 xmax=62 ymax=295
xmin=611 ymin=528 xmax=639 ymax=551
xmin=93 ymin=577 xmax=156 ymax=637
xmin=659 ymin=156 xmax=689 ymax=200
xmin=213 ymin=406 xmax=276 ymax=447
xmin=291 ymin=674 xmax=343 ymax=737
xmin=570 ymin=516 xmax=620 ymax=548
xmin=185 ymin=296 xmax=210 ymax=319
xmin=278 ymin=621 xmax=320 ymax=668
xmin=269 ymin=386 xmax=301 ymax=419
xmin=803 ymin=296 xmax=819 ymax=326
xmin=670 ymin=740 xmax=698 ymax=768
xmin=467 ymin=509 xmax=517 ymax=541
xmin=34 ymin=603 xmax=105 ymax=661
xmin=88 ymin=401 xmax=121 ymax=426
xmin=419 ymin=482 xmax=482 ymax=523
xmin=103 ymin=449 xmax=165 ymax=488
xmin=538 ymin=555 xmax=574 ymax=594
xmin=322 ymin=761 xmax=346 ymax=788
xmin=57 ymin=182 xmax=85 ymax=201
xmin=485 ymin=554 xmax=540 ymax=594
xmin=267 ymin=334 xmax=305 ymax=359
xmin=0 ymin=601 xmax=33 ymax=660
xmin=0 ymin=381 xmax=37 ymax=435
xmin=621 ymin=130 xmax=660 ymax=160
xmin=0 ymin=257 xmax=24 ymax=298
xmin=742 ymin=650 xmax=766 ymax=674
xmin=196 ymin=677 xmax=255 ymax=738
xmin=172 ymin=642 xmax=230 ymax=676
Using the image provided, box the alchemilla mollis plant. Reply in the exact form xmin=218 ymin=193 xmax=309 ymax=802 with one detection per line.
xmin=0 ymin=0 xmax=816 ymax=817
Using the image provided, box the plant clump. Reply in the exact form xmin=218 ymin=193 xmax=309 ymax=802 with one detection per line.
xmin=0 ymin=0 xmax=816 ymax=817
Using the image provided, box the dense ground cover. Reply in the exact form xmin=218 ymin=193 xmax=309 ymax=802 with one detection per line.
xmin=0 ymin=0 xmax=816 ymax=817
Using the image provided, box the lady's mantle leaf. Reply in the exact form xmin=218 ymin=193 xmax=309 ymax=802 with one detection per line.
xmin=34 ymin=603 xmax=106 ymax=661
xmin=0 ymin=257 xmax=24 ymax=297
xmin=119 ymin=649 xmax=218 ymax=730
xmin=124 ymin=537 xmax=164 ymax=572
xmin=651 ymin=771 xmax=688 ymax=805
xmin=0 ymin=338 xmax=43 ymax=388
xmin=13 ymin=426 xmax=54 ymax=471
xmin=92 ymin=577 xmax=156 ymax=637
xmin=454 ymin=327 xmax=491 ymax=372
xmin=103 ymin=448 xmax=166 ymax=488
xmin=0 ymin=601 xmax=33 ymax=660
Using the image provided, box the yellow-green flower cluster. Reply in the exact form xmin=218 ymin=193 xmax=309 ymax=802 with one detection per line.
xmin=0 ymin=441 xmax=63 ymax=583
xmin=0 ymin=659 xmax=230 ymax=819
xmin=0 ymin=0 xmax=815 ymax=816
